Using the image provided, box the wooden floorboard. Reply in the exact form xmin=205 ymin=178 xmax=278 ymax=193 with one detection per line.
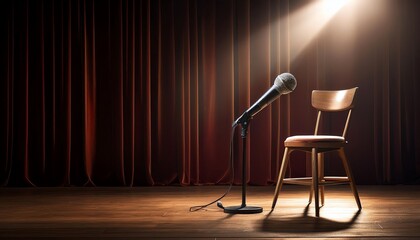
xmin=1 ymin=185 xmax=420 ymax=239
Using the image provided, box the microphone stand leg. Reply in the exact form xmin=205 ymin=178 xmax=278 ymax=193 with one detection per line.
xmin=224 ymin=120 xmax=263 ymax=214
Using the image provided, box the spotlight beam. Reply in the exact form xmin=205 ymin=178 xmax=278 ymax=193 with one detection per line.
xmin=286 ymin=0 xmax=350 ymax=61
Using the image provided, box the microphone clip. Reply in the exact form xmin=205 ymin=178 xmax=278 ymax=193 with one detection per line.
xmin=233 ymin=112 xmax=251 ymax=127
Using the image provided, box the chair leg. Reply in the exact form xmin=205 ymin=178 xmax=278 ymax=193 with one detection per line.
xmin=308 ymin=184 xmax=313 ymax=204
xmin=318 ymin=152 xmax=325 ymax=207
xmin=312 ymin=148 xmax=320 ymax=217
xmin=338 ymin=148 xmax=362 ymax=210
xmin=272 ymin=148 xmax=290 ymax=210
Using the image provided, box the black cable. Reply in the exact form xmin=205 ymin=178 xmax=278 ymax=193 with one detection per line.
xmin=189 ymin=123 xmax=237 ymax=212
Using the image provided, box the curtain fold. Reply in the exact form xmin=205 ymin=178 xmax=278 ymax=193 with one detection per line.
xmin=1 ymin=0 xmax=420 ymax=186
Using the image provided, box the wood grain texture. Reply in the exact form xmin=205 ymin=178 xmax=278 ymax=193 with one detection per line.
xmin=0 ymin=185 xmax=420 ymax=239
xmin=311 ymin=88 xmax=358 ymax=112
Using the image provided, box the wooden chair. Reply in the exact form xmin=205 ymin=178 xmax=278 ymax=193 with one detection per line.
xmin=271 ymin=87 xmax=362 ymax=217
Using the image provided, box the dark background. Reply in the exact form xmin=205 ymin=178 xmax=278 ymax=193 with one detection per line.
xmin=1 ymin=0 xmax=419 ymax=186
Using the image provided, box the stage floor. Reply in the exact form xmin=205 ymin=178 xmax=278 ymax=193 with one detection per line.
xmin=1 ymin=185 xmax=420 ymax=239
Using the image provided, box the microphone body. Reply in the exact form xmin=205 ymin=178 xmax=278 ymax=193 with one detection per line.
xmin=234 ymin=73 xmax=297 ymax=125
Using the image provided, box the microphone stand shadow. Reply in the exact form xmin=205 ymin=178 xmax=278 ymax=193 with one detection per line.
xmin=262 ymin=204 xmax=361 ymax=233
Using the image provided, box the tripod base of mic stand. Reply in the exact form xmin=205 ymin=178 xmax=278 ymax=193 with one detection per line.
xmin=223 ymin=205 xmax=263 ymax=214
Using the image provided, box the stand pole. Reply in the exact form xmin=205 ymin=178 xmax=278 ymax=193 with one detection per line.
xmin=241 ymin=125 xmax=247 ymax=208
xmin=223 ymin=120 xmax=263 ymax=214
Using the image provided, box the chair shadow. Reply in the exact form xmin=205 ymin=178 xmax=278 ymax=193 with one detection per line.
xmin=261 ymin=204 xmax=361 ymax=233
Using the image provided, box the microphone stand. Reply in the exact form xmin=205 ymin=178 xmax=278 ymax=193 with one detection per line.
xmin=223 ymin=118 xmax=263 ymax=214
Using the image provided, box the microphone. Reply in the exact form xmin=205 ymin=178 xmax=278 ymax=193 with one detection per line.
xmin=234 ymin=73 xmax=297 ymax=125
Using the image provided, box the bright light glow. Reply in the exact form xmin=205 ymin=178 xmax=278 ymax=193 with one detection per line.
xmin=334 ymin=90 xmax=347 ymax=102
xmin=286 ymin=0 xmax=352 ymax=61
xmin=323 ymin=0 xmax=350 ymax=17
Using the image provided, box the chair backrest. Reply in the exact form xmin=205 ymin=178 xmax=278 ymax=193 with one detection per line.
xmin=312 ymin=87 xmax=358 ymax=138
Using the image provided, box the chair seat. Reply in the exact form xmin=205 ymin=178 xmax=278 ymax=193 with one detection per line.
xmin=285 ymin=135 xmax=346 ymax=148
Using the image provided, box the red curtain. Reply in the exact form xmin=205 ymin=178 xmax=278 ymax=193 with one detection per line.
xmin=1 ymin=0 xmax=419 ymax=186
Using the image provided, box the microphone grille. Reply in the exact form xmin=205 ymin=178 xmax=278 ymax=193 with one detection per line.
xmin=274 ymin=73 xmax=297 ymax=94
